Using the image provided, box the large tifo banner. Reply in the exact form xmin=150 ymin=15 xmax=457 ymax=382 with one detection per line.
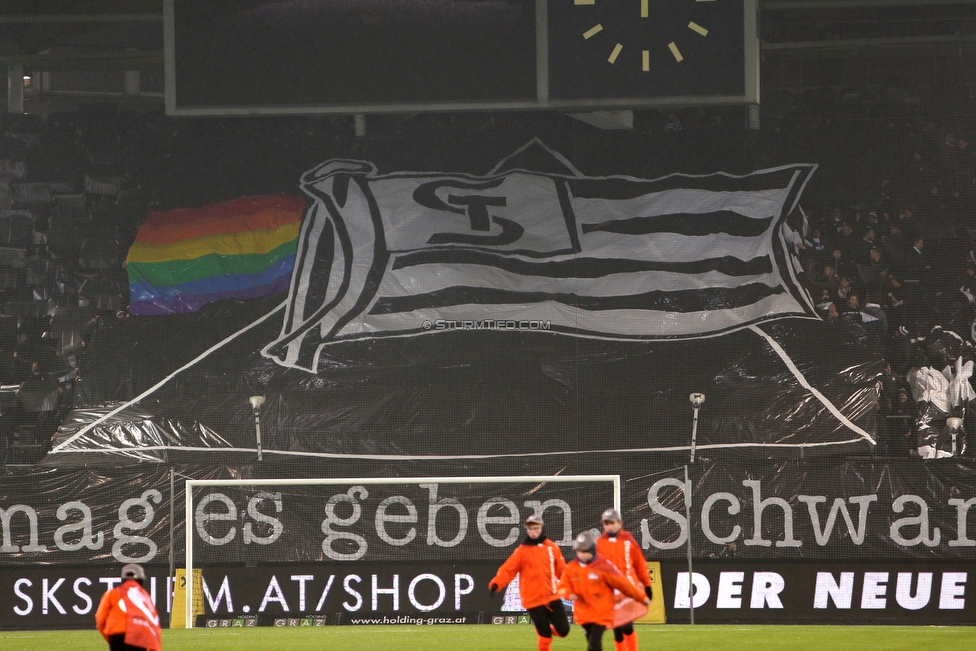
xmin=264 ymin=140 xmax=818 ymax=371
xmin=4 ymin=461 xmax=976 ymax=628
xmin=49 ymin=140 xmax=880 ymax=466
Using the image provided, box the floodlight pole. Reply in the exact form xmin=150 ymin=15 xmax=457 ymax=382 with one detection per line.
xmin=686 ymin=393 xmax=703 ymax=625
xmin=253 ymin=410 xmax=263 ymax=461
xmin=948 ymin=417 xmax=963 ymax=456
xmin=685 ymin=463 xmax=694 ymax=625
xmin=689 ymin=393 xmax=704 ymax=464
xmin=249 ymin=396 xmax=266 ymax=461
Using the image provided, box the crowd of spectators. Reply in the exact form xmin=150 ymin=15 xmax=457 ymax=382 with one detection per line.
xmin=0 ymin=108 xmax=143 ymax=464
xmin=784 ymin=110 xmax=976 ymax=457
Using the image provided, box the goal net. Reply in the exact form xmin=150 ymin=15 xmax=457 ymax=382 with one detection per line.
xmin=183 ymin=475 xmax=619 ymax=627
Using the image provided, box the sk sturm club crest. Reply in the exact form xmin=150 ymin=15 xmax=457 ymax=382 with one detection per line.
xmin=264 ymin=140 xmax=817 ymax=373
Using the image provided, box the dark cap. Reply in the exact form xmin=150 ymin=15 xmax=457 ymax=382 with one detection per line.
xmin=121 ymin=563 xmax=146 ymax=582
xmin=572 ymin=531 xmax=597 ymax=554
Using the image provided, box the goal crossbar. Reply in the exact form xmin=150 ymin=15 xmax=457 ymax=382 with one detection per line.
xmin=183 ymin=474 xmax=620 ymax=627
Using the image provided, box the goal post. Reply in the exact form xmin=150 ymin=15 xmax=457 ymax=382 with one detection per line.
xmin=183 ymin=475 xmax=620 ymax=628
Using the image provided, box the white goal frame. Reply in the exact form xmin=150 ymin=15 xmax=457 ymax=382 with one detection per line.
xmin=184 ymin=474 xmax=620 ymax=627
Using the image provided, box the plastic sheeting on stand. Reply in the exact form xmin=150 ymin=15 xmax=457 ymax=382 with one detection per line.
xmin=49 ymin=403 xmax=237 ymax=466
xmin=44 ymin=310 xmax=883 ymax=467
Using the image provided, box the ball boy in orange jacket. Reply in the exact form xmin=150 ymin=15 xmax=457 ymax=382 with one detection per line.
xmin=95 ymin=564 xmax=162 ymax=651
xmin=558 ymin=531 xmax=649 ymax=651
xmin=489 ymin=513 xmax=571 ymax=651
xmin=597 ymin=509 xmax=654 ymax=651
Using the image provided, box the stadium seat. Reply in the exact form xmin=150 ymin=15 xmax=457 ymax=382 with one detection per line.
xmin=0 ymin=135 xmax=28 ymax=161
xmin=53 ymin=193 xmax=86 ymax=210
xmin=0 ymin=247 xmax=28 ymax=268
xmin=59 ymin=330 xmax=84 ymax=355
xmin=49 ymin=181 xmax=77 ymax=195
xmin=93 ymin=292 xmax=122 ymax=313
xmin=12 ymin=182 xmax=51 ymax=205
xmin=84 ymin=175 xmax=124 ymax=197
xmin=0 ymin=160 xmax=27 ymax=180
xmin=115 ymin=188 xmax=149 ymax=227
xmin=4 ymin=299 xmax=54 ymax=318
xmin=0 ymin=212 xmax=34 ymax=247
xmin=49 ymin=305 xmax=94 ymax=335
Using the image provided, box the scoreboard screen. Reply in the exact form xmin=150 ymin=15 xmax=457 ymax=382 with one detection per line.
xmin=164 ymin=0 xmax=756 ymax=115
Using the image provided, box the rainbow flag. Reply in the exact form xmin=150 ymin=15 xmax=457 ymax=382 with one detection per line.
xmin=126 ymin=194 xmax=305 ymax=315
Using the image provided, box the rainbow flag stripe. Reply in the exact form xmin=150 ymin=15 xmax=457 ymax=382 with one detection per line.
xmin=127 ymin=194 xmax=305 ymax=315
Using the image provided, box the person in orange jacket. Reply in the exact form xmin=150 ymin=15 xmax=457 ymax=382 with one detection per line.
xmin=597 ymin=509 xmax=653 ymax=651
xmin=95 ymin=564 xmax=162 ymax=651
xmin=488 ymin=513 xmax=571 ymax=651
xmin=558 ymin=531 xmax=649 ymax=651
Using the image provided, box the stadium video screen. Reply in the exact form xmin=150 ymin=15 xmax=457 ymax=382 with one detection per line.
xmin=171 ymin=0 xmax=538 ymax=108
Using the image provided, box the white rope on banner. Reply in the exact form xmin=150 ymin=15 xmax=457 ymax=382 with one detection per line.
xmin=49 ymin=437 xmax=870 ymax=462
xmin=49 ymin=301 xmax=287 ymax=453
xmin=749 ymin=324 xmax=876 ymax=445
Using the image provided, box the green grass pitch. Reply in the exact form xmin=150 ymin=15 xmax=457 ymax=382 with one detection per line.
xmin=1 ymin=625 xmax=976 ymax=651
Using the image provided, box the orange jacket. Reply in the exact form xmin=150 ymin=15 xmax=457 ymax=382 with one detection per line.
xmin=596 ymin=530 xmax=652 ymax=590
xmin=95 ymin=579 xmax=139 ymax=639
xmin=489 ymin=537 xmax=567 ymax=610
xmin=557 ymin=556 xmax=647 ymax=628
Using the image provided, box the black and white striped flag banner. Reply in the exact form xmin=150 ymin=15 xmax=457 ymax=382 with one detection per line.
xmin=264 ymin=140 xmax=819 ymax=373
